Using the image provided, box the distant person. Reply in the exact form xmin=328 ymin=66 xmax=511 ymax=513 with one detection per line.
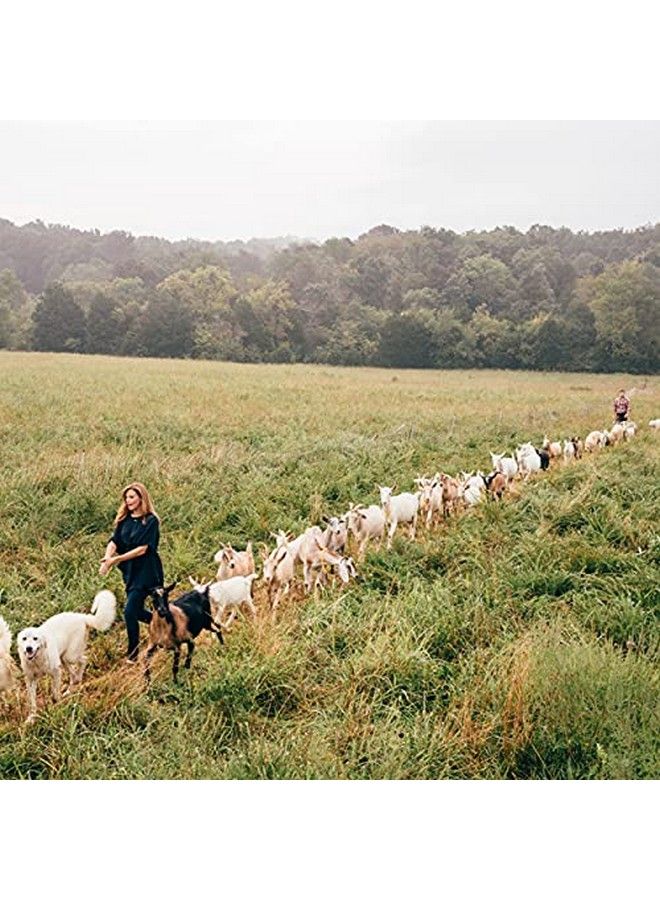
xmin=99 ymin=482 xmax=164 ymax=662
xmin=613 ymin=389 xmax=630 ymax=423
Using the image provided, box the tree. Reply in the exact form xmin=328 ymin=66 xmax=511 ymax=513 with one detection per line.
xmin=156 ymin=265 xmax=239 ymax=358
xmin=441 ymin=255 xmax=516 ymax=320
xmin=234 ymin=280 xmax=300 ymax=362
xmin=378 ymin=311 xmax=436 ymax=368
xmin=471 ymin=306 xmax=520 ymax=368
xmin=345 ymin=252 xmax=403 ymax=311
xmin=137 ymin=291 xmax=194 ymax=358
xmin=0 ymin=296 xmax=10 ymax=347
xmin=32 ymin=283 xmax=86 ymax=352
xmin=86 ymin=292 xmax=125 ymax=355
xmin=430 ymin=311 xmax=477 ymax=368
xmin=578 ymin=262 xmax=660 ymax=373
xmin=0 ymin=269 xmax=32 ymax=348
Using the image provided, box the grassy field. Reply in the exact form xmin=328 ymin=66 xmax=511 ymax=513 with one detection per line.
xmin=0 ymin=351 xmax=658 ymax=779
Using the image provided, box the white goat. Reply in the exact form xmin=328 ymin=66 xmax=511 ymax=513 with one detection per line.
xmin=190 ymin=573 xmax=257 ymax=629
xmin=303 ymin=539 xmax=357 ymax=592
xmin=585 ymin=430 xmax=607 ymax=452
xmin=624 ymin=421 xmax=637 ymax=440
xmin=490 ymin=452 xmax=518 ymax=484
xmin=345 ymin=503 xmax=386 ymax=558
xmin=261 ymin=543 xmax=295 ymax=620
xmin=562 ymin=439 xmax=575 ymax=462
xmin=461 ymin=472 xmax=485 ymax=507
xmin=213 ymin=542 xmax=255 ymax=580
xmin=271 ymin=529 xmax=305 ymax=562
xmin=379 ymin=485 xmax=419 ymax=549
xmin=607 ymin=423 xmax=625 ymax=445
xmin=322 ymin=516 xmax=348 ymax=554
xmin=515 ymin=443 xmax=542 ymax=478
xmin=414 ymin=475 xmax=443 ymax=528
xmin=649 ymin=419 xmax=660 ymax=431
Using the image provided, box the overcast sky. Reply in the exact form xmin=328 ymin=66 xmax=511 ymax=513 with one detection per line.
xmin=0 ymin=121 xmax=658 ymax=242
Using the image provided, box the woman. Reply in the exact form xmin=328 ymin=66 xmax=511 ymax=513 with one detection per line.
xmin=99 ymin=482 xmax=164 ymax=662
xmin=613 ymin=389 xmax=630 ymax=423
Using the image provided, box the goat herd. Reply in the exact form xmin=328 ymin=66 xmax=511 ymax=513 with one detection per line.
xmin=1 ymin=415 xmax=658 ymax=722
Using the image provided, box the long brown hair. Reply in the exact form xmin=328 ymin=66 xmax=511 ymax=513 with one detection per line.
xmin=114 ymin=482 xmax=159 ymax=526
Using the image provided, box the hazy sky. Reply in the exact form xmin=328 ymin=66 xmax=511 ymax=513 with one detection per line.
xmin=1 ymin=121 xmax=658 ymax=242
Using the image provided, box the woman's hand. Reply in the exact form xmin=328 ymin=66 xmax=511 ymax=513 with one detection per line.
xmin=99 ymin=557 xmax=115 ymax=576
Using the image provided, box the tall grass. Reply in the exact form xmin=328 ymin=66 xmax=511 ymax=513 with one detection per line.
xmin=0 ymin=352 xmax=658 ymax=778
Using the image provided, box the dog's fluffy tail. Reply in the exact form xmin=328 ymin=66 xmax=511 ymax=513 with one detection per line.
xmin=86 ymin=590 xmax=117 ymax=632
xmin=0 ymin=616 xmax=11 ymax=655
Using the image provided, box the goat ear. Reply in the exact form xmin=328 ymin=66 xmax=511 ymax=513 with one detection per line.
xmin=246 ymin=541 xmax=253 ymax=555
xmin=164 ymin=581 xmax=176 ymax=593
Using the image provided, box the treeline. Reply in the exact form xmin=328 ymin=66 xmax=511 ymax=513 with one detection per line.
xmin=1 ymin=219 xmax=659 ymax=372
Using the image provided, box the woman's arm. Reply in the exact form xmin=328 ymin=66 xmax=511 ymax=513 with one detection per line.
xmin=99 ymin=544 xmax=148 ymax=575
xmin=102 ymin=540 xmax=117 ymax=561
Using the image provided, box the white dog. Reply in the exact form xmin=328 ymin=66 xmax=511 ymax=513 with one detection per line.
xmin=17 ymin=590 xmax=116 ymax=721
xmin=0 ymin=616 xmax=15 ymax=694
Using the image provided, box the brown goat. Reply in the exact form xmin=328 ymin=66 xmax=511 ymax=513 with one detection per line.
xmin=439 ymin=473 xmax=463 ymax=517
xmin=144 ymin=583 xmax=224 ymax=683
xmin=484 ymin=471 xmax=507 ymax=501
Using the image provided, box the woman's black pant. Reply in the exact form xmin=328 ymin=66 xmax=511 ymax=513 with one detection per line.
xmin=124 ymin=586 xmax=153 ymax=659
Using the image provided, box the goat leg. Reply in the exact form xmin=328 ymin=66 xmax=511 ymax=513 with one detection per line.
xmin=144 ymin=644 xmax=157 ymax=684
xmin=184 ymin=640 xmax=195 ymax=670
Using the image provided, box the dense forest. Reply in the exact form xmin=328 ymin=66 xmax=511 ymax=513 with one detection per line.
xmin=0 ymin=217 xmax=658 ymax=372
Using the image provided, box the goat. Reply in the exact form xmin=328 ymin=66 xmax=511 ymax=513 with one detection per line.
xmin=303 ymin=538 xmax=357 ymax=592
xmin=438 ymin=473 xmax=463 ymax=517
xmin=345 ymin=503 xmax=385 ymax=558
xmin=537 ymin=447 xmax=551 ymax=470
xmin=144 ymin=583 xmax=224 ymax=683
xmin=515 ymin=443 xmax=542 ymax=478
xmin=378 ymin=485 xmax=419 ymax=549
xmin=414 ymin=474 xmax=443 ymax=529
xmin=608 ymin=423 xmax=625 ymax=445
xmin=321 ymin=516 xmax=348 ymax=554
xmin=623 ymin=421 xmax=637 ymax=440
xmin=585 ymin=430 xmax=606 ymax=452
xmin=649 ymin=419 xmax=660 ymax=431
xmin=271 ymin=529 xmax=305 ymax=563
xmin=562 ymin=439 xmax=575 ymax=463
xmin=461 ymin=472 xmax=486 ymax=507
xmin=298 ymin=526 xmax=330 ymax=593
xmin=190 ymin=573 xmax=257 ymax=629
xmin=542 ymin=436 xmax=562 ymax=459
xmin=490 ymin=452 xmax=518 ymax=484
xmin=483 ymin=470 xmax=506 ymax=501
xmin=213 ymin=542 xmax=255 ymax=580
xmin=261 ymin=543 xmax=295 ymax=620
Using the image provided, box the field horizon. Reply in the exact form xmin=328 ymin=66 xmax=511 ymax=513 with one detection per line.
xmin=0 ymin=351 xmax=658 ymax=779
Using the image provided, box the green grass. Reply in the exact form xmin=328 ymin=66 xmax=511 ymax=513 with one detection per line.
xmin=0 ymin=352 xmax=658 ymax=779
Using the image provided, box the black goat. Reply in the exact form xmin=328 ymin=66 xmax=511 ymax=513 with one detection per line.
xmin=144 ymin=583 xmax=224 ymax=683
xmin=535 ymin=447 xmax=551 ymax=470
